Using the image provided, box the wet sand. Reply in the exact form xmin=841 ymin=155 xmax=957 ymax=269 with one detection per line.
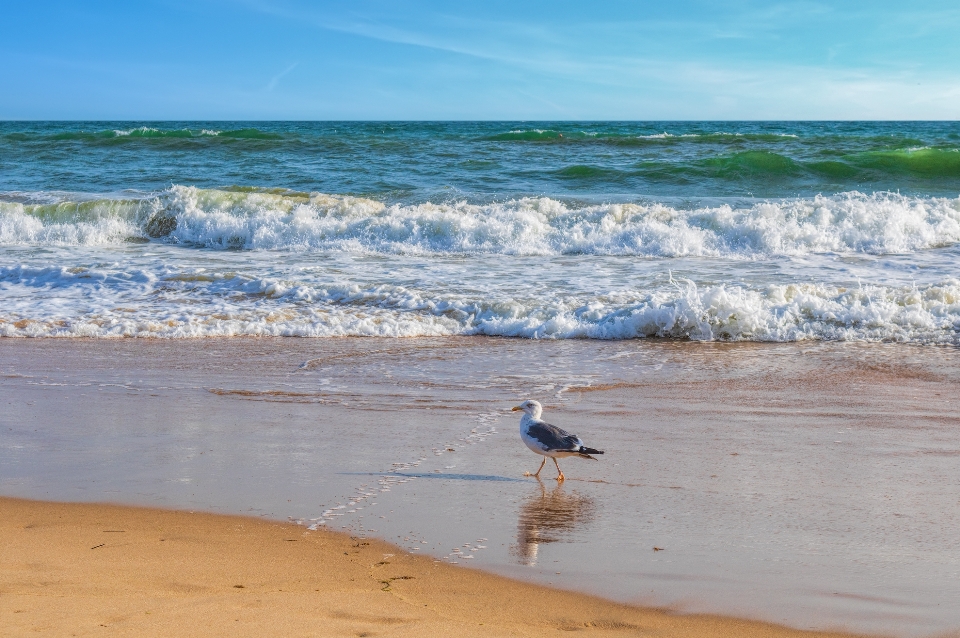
xmin=1 ymin=496 xmax=867 ymax=638
xmin=2 ymin=337 xmax=959 ymax=635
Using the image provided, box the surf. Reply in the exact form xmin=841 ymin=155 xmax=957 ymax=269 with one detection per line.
xmin=2 ymin=186 xmax=959 ymax=257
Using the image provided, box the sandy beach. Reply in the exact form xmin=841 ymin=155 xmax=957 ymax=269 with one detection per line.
xmin=3 ymin=337 xmax=960 ymax=635
xmin=2 ymin=495 xmax=873 ymax=638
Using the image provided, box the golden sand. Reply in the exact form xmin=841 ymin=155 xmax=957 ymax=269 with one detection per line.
xmin=1 ymin=497 xmax=863 ymax=638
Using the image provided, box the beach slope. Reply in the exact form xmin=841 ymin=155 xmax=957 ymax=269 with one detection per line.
xmin=1 ymin=497 xmax=861 ymax=638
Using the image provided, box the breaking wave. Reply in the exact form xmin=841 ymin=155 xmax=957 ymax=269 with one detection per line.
xmin=1 ymin=264 xmax=959 ymax=343
xmin=4 ymin=127 xmax=284 ymax=142
xmin=2 ymin=186 xmax=959 ymax=257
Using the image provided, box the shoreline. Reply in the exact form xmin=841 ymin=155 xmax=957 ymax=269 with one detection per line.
xmin=1 ymin=496 xmax=865 ymax=638
xmin=3 ymin=336 xmax=958 ymax=635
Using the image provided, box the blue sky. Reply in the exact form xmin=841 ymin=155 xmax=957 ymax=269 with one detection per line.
xmin=3 ymin=0 xmax=959 ymax=119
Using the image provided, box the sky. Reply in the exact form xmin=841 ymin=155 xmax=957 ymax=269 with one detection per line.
xmin=2 ymin=0 xmax=959 ymax=120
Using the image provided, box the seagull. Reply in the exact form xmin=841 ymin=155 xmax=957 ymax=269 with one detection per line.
xmin=512 ymin=400 xmax=603 ymax=481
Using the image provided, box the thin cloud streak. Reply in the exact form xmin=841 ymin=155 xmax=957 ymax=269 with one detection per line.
xmin=267 ymin=61 xmax=299 ymax=92
xmin=5 ymin=0 xmax=959 ymax=118
xmin=235 ymin=0 xmax=960 ymax=114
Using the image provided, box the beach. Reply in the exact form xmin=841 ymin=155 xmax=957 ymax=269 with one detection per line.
xmin=3 ymin=120 xmax=960 ymax=635
xmin=5 ymin=5 xmax=959 ymax=636
xmin=3 ymin=337 xmax=959 ymax=636
xmin=2 ymin=496 xmax=868 ymax=638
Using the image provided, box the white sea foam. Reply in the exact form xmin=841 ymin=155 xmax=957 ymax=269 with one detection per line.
xmin=112 ymin=127 xmax=157 ymax=136
xmin=2 ymin=186 xmax=959 ymax=257
xmin=635 ymin=132 xmax=798 ymax=140
xmin=3 ymin=186 xmax=960 ymax=342
xmin=2 ymin=261 xmax=959 ymax=343
xmin=0 ymin=210 xmax=139 ymax=246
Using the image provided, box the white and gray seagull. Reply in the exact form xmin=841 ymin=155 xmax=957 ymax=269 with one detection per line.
xmin=512 ymin=400 xmax=603 ymax=481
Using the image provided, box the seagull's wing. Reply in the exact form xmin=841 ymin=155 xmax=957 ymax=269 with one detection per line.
xmin=527 ymin=420 xmax=584 ymax=452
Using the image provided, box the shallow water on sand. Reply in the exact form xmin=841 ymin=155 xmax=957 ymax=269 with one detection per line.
xmin=2 ymin=338 xmax=959 ymax=635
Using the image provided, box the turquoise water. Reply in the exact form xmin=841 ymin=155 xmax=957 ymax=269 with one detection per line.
xmin=2 ymin=121 xmax=960 ymax=198
xmin=2 ymin=121 xmax=960 ymax=341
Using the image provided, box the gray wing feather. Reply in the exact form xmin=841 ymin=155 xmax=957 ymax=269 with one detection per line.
xmin=528 ymin=421 xmax=583 ymax=451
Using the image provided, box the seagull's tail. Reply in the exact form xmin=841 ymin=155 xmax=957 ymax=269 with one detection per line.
xmin=578 ymin=446 xmax=603 ymax=459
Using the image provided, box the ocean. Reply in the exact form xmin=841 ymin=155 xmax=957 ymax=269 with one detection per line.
xmin=2 ymin=121 xmax=959 ymax=342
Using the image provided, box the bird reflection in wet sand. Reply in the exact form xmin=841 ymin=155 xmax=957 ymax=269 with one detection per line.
xmin=512 ymin=479 xmax=596 ymax=566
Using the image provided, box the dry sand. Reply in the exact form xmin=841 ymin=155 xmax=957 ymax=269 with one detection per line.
xmin=1 ymin=496 xmax=865 ymax=638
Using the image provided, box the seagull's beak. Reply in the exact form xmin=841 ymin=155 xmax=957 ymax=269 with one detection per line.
xmin=511 ymin=406 xmax=522 ymax=412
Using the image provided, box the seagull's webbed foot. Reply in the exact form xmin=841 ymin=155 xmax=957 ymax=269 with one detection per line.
xmin=553 ymin=457 xmax=565 ymax=482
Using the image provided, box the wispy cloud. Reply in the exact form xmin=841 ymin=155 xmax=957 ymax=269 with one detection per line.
xmin=266 ymin=61 xmax=299 ymax=91
xmin=223 ymin=0 xmax=960 ymax=118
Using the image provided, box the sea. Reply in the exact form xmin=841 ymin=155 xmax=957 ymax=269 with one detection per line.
xmin=2 ymin=120 xmax=960 ymax=342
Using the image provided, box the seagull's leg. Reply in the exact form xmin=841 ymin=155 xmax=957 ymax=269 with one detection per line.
xmin=533 ymin=457 xmax=546 ymax=478
xmin=553 ymin=457 xmax=565 ymax=482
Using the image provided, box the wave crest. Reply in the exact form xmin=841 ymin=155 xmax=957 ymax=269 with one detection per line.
xmin=2 ymin=186 xmax=960 ymax=256
xmin=39 ymin=127 xmax=281 ymax=141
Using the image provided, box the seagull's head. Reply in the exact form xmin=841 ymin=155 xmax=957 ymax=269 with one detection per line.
xmin=511 ymin=399 xmax=542 ymax=419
